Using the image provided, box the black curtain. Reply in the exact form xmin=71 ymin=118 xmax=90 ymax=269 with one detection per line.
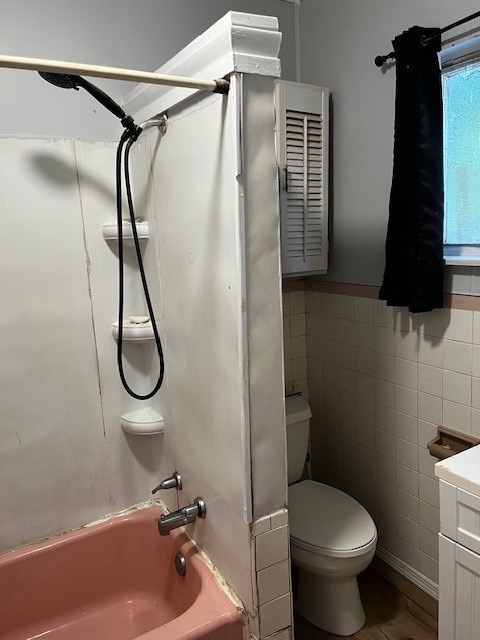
xmin=379 ymin=26 xmax=444 ymax=313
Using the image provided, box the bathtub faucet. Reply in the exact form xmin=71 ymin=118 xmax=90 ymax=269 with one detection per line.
xmin=151 ymin=471 xmax=183 ymax=494
xmin=158 ymin=497 xmax=206 ymax=536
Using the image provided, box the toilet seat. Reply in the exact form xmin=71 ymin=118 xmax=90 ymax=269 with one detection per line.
xmin=289 ymin=480 xmax=377 ymax=558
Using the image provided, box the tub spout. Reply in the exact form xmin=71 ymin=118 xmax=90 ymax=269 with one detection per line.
xmin=158 ymin=497 xmax=206 ymax=536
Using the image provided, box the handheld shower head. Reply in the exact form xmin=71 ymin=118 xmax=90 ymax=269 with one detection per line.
xmin=39 ymin=72 xmax=80 ymax=90
xmin=39 ymin=71 xmax=140 ymax=136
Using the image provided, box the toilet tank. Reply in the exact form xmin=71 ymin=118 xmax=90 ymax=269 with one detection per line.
xmin=285 ymin=395 xmax=312 ymax=484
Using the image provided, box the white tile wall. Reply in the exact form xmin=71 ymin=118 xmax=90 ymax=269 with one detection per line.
xmin=257 ymin=561 xmax=290 ymax=605
xmin=255 ymin=526 xmax=290 ymax=571
xmin=283 ymin=290 xmax=308 ymax=399
xmin=302 ymin=290 xmax=480 ymax=586
xmin=259 ymin=595 xmax=292 ymax=638
xmin=250 ymin=509 xmax=292 ymax=639
xmin=263 ymin=630 xmax=291 ymax=640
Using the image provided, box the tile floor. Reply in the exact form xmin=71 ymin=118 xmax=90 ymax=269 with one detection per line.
xmin=294 ymin=568 xmax=437 ymax=639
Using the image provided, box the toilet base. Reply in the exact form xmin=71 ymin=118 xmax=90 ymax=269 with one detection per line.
xmin=295 ymin=567 xmax=365 ymax=636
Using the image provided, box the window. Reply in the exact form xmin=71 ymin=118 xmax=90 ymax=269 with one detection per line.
xmin=442 ymin=37 xmax=480 ymax=264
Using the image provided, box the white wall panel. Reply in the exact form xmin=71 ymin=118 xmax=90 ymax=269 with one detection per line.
xmin=73 ymin=139 xmax=175 ymax=513
xmin=145 ymin=87 xmax=253 ymax=609
xmin=242 ymin=75 xmax=287 ymax=518
xmin=0 ymin=138 xmax=110 ymax=550
xmin=0 ymin=137 xmax=179 ymax=551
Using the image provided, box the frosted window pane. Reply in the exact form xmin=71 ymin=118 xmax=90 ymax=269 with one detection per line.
xmin=443 ymin=62 xmax=480 ymax=245
xmin=443 ymin=62 xmax=480 ymax=244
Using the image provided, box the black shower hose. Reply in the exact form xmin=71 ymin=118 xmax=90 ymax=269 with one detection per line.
xmin=115 ymin=127 xmax=165 ymax=399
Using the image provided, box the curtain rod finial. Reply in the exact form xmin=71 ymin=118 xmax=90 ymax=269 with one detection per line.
xmin=374 ymin=51 xmax=395 ymax=67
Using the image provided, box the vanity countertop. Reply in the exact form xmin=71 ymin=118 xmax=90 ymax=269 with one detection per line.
xmin=435 ymin=444 xmax=480 ymax=497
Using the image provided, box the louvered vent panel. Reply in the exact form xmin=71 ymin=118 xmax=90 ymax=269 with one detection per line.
xmin=276 ymin=80 xmax=329 ymax=277
xmin=285 ymin=110 xmax=324 ymax=260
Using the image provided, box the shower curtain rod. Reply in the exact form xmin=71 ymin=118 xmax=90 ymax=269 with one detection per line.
xmin=0 ymin=54 xmax=230 ymax=93
xmin=374 ymin=9 xmax=480 ymax=67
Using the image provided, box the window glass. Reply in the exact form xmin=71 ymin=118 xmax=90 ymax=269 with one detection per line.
xmin=443 ymin=60 xmax=480 ymax=245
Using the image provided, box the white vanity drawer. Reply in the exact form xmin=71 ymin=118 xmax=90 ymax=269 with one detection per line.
xmin=440 ymin=480 xmax=480 ymax=554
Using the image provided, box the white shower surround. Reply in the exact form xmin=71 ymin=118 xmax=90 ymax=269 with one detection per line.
xmin=0 ymin=13 xmax=290 ymax=637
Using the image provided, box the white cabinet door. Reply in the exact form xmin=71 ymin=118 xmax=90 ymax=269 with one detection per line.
xmin=440 ymin=534 xmax=480 ymax=640
xmin=275 ymin=80 xmax=330 ymax=277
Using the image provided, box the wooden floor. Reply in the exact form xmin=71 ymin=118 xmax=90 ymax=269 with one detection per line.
xmin=294 ymin=568 xmax=438 ymax=640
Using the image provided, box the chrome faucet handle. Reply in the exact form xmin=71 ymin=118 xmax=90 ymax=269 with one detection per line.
xmin=157 ymin=497 xmax=206 ymax=536
xmin=182 ymin=497 xmax=206 ymax=519
xmin=151 ymin=471 xmax=182 ymax=494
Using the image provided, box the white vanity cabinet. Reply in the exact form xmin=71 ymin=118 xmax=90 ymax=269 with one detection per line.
xmin=439 ymin=533 xmax=480 ymax=639
xmin=436 ymin=446 xmax=480 ymax=639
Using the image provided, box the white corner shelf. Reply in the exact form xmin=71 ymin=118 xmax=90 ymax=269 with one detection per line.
xmin=112 ymin=320 xmax=155 ymax=342
xmin=102 ymin=221 xmax=150 ymax=242
xmin=120 ymin=406 xmax=165 ymax=435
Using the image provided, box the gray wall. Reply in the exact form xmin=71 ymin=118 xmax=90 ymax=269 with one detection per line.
xmin=0 ymin=0 xmax=296 ymax=140
xmin=299 ymin=0 xmax=480 ymax=286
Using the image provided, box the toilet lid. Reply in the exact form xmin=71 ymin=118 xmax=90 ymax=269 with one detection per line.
xmin=289 ymin=480 xmax=376 ymax=552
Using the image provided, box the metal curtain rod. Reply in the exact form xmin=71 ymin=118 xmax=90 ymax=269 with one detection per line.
xmin=0 ymin=54 xmax=230 ymax=93
xmin=374 ymin=9 xmax=480 ymax=67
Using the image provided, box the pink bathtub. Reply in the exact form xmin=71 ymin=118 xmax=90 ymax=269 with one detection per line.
xmin=0 ymin=506 xmax=242 ymax=640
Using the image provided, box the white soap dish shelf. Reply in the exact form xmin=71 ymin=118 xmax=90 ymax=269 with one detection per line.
xmin=112 ymin=321 xmax=155 ymax=342
xmin=121 ymin=406 xmax=165 ymax=435
xmin=102 ymin=221 xmax=150 ymax=242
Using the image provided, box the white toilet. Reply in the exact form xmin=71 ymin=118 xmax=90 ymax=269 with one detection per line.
xmin=286 ymin=395 xmax=377 ymax=636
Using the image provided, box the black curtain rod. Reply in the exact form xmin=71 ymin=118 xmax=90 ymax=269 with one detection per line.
xmin=375 ymin=9 xmax=480 ymax=67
